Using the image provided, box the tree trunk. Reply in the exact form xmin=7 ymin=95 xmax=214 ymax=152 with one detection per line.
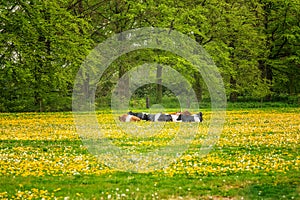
xmin=193 ymin=72 xmax=202 ymax=103
xmin=118 ymin=63 xmax=129 ymax=105
xmin=259 ymin=60 xmax=273 ymax=101
xmin=116 ymin=31 xmax=129 ymax=106
xmin=289 ymin=74 xmax=295 ymax=96
xmin=229 ymin=77 xmax=238 ymax=102
xmin=156 ymin=64 xmax=163 ymax=104
xmin=146 ymin=96 xmax=150 ymax=108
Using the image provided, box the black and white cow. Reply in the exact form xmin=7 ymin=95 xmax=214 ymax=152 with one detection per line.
xmin=148 ymin=113 xmax=173 ymax=122
xmin=128 ymin=111 xmax=149 ymax=121
xmin=176 ymin=112 xmax=203 ymax=122
xmin=119 ymin=114 xmax=141 ymax=122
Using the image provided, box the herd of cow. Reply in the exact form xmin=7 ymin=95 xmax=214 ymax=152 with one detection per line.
xmin=119 ymin=110 xmax=203 ymax=122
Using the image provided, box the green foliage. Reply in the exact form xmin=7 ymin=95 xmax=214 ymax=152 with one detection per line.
xmin=0 ymin=0 xmax=93 ymax=111
xmin=261 ymin=0 xmax=300 ymax=96
xmin=1 ymin=0 xmax=299 ymax=111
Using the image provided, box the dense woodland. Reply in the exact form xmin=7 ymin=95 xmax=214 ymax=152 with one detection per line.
xmin=1 ymin=0 xmax=300 ymax=112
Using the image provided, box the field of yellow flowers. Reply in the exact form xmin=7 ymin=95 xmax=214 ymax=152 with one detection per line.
xmin=0 ymin=108 xmax=299 ymax=199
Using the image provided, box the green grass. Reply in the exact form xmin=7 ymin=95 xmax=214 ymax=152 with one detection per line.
xmin=0 ymin=171 xmax=299 ymax=199
xmin=0 ymin=107 xmax=299 ymax=199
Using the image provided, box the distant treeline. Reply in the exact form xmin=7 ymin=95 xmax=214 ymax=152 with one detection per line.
xmin=1 ymin=0 xmax=299 ymax=112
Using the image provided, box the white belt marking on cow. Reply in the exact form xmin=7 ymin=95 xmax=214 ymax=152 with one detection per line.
xmin=171 ymin=115 xmax=178 ymax=122
xmin=125 ymin=115 xmax=132 ymax=122
xmin=194 ymin=116 xmax=200 ymax=122
xmin=154 ymin=113 xmax=161 ymax=122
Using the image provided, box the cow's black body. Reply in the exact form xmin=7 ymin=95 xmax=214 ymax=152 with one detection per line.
xmin=177 ymin=112 xmax=203 ymax=122
xmin=128 ymin=111 xmax=149 ymax=121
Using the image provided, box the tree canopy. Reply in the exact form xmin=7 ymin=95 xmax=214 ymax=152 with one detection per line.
xmin=1 ymin=0 xmax=299 ymax=111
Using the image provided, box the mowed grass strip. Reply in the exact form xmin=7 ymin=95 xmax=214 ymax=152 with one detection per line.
xmin=0 ymin=108 xmax=299 ymax=199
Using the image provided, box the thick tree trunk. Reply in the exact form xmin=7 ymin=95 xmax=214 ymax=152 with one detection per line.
xmin=289 ymin=74 xmax=295 ymax=96
xmin=156 ymin=64 xmax=162 ymax=104
xmin=229 ymin=77 xmax=238 ymax=102
xmin=146 ymin=96 xmax=150 ymax=108
xmin=259 ymin=60 xmax=273 ymax=101
xmin=118 ymin=64 xmax=129 ymax=105
xmin=193 ymin=73 xmax=202 ymax=103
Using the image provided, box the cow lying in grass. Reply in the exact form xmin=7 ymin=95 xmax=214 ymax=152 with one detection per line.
xmin=128 ymin=111 xmax=149 ymax=121
xmin=147 ymin=113 xmax=173 ymax=122
xmin=127 ymin=111 xmax=173 ymax=122
xmin=119 ymin=114 xmax=141 ymax=122
xmin=176 ymin=112 xmax=203 ymax=122
xmin=119 ymin=111 xmax=203 ymax=122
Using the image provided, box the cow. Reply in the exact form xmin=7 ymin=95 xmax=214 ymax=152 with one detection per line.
xmin=147 ymin=113 xmax=173 ymax=122
xmin=119 ymin=114 xmax=141 ymax=122
xmin=177 ymin=112 xmax=203 ymax=122
xmin=128 ymin=111 xmax=149 ymax=121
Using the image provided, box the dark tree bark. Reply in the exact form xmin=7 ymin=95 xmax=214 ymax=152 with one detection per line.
xmin=193 ymin=72 xmax=203 ymax=103
xmin=156 ymin=64 xmax=163 ymax=104
xmin=229 ymin=77 xmax=238 ymax=102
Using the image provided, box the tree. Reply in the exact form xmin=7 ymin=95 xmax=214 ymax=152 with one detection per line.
xmin=259 ymin=0 xmax=300 ymax=98
xmin=166 ymin=0 xmax=269 ymax=101
xmin=0 ymin=0 xmax=93 ymax=111
xmin=2 ymin=0 xmax=299 ymax=112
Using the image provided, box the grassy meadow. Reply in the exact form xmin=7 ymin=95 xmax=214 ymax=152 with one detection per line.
xmin=0 ymin=107 xmax=299 ymax=199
